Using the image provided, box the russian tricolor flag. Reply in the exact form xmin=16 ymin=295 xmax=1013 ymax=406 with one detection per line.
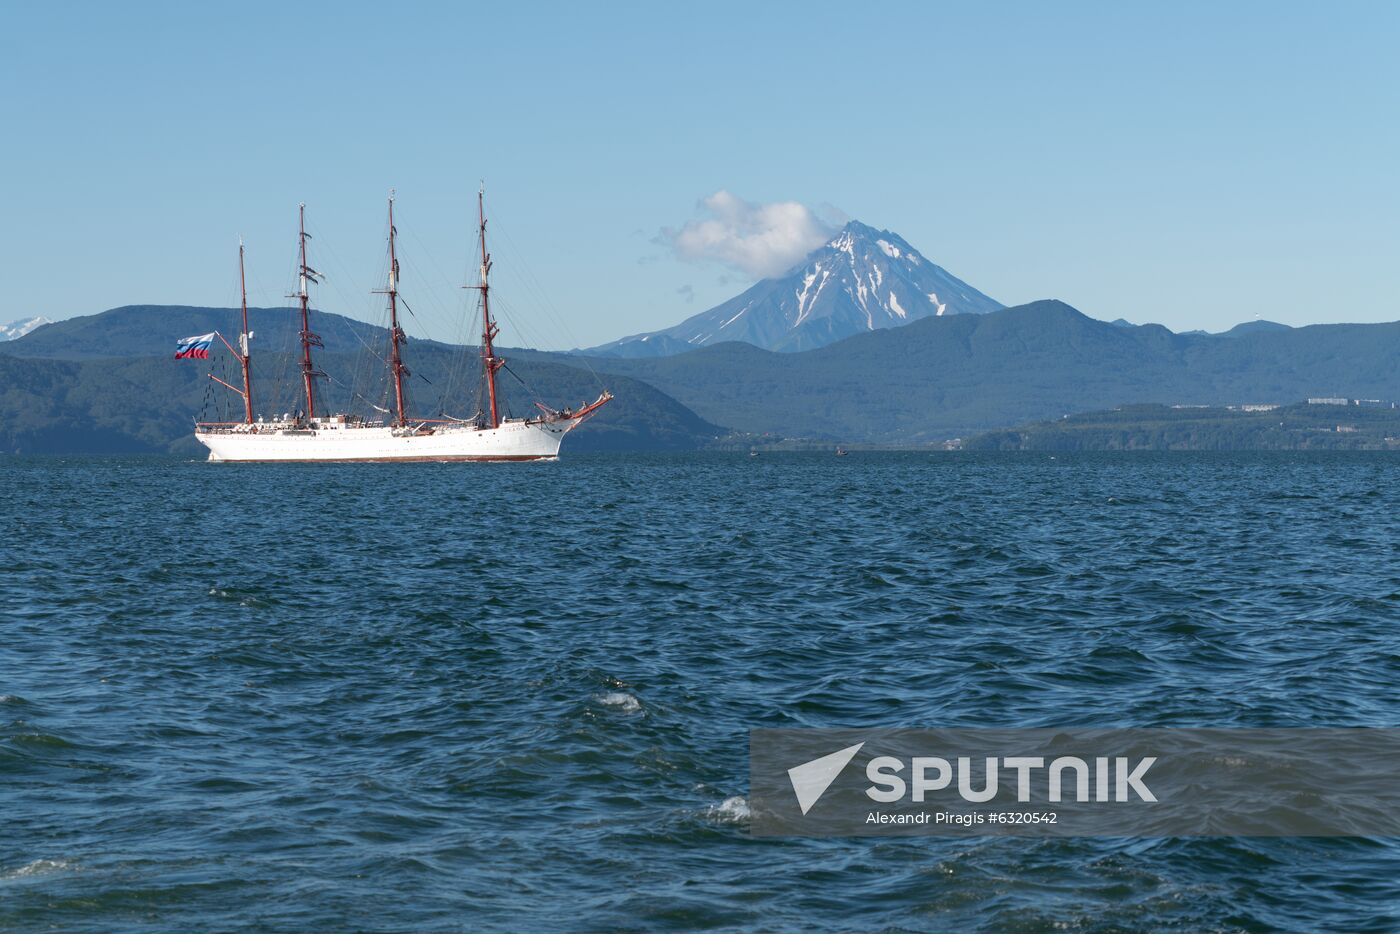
xmin=175 ymin=332 xmax=216 ymax=359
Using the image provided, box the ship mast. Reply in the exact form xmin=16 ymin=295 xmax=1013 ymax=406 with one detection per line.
xmin=467 ymin=186 xmax=503 ymax=429
xmin=377 ymin=191 xmax=409 ymax=428
xmin=292 ymin=203 xmax=324 ymax=420
xmin=237 ymin=240 xmax=253 ymax=424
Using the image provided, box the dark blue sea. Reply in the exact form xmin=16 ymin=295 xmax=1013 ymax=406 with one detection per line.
xmin=4 ymin=452 xmax=1400 ymax=932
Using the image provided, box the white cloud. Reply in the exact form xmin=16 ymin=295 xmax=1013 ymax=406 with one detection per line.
xmin=660 ymin=191 xmax=836 ymax=280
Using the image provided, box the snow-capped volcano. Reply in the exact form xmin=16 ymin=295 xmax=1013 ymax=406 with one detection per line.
xmin=0 ymin=316 xmax=50 ymax=341
xmin=591 ymin=221 xmax=1001 ymax=355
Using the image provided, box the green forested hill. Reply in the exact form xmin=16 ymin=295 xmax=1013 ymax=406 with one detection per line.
xmin=965 ymin=403 xmax=1400 ymax=451
xmin=0 ymin=344 xmax=721 ymax=454
xmin=573 ymin=301 xmax=1400 ymax=442
xmin=10 ymin=300 xmax=1400 ymax=451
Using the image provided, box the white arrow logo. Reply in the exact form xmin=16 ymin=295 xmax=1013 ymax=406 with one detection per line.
xmin=787 ymin=742 xmax=865 ymax=815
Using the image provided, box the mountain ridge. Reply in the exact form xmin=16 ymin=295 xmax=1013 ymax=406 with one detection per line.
xmin=0 ymin=306 xmax=723 ymax=454
xmin=573 ymin=300 xmax=1400 ymax=442
xmin=13 ymin=300 xmax=1400 ymax=450
xmin=0 ymin=305 xmax=435 ymax=360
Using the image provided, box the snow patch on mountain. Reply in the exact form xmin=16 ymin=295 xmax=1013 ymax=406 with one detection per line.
xmin=0 ymin=316 xmax=51 ymax=341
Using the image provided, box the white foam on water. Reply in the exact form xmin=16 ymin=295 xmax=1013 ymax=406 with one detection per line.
xmin=208 ymin=586 xmax=264 ymax=608
xmin=708 ymin=796 xmax=751 ymax=823
xmin=3 ymin=858 xmax=73 ymax=880
xmin=596 ymin=691 xmax=641 ymax=713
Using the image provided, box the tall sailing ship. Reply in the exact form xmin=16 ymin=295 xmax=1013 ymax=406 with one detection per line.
xmin=188 ymin=189 xmax=611 ymax=462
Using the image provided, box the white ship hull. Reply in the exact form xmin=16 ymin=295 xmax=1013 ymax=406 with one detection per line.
xmin=196 ymin=413 xmax=592 ymax=462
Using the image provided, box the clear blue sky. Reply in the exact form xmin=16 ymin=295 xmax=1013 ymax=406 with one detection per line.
xmin=2 ymin=1 xmax=1396 ymax=348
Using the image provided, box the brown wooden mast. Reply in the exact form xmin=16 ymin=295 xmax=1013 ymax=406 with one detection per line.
xmin=467 ymin=186 xmax=503 ymax=429
xmin=207 ymin=242 xmax=257 ymax=420
xmin=292 ymin=203 xmax=323 ymax=420
xmin=237 ymin=240 xmax=253 ymax=424
xmin=375 ymin=191 xmax=409 ymax=427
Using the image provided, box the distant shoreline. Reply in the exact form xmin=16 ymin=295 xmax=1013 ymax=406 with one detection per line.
xmin=963 ymin=402 xmax=1400 ymax=452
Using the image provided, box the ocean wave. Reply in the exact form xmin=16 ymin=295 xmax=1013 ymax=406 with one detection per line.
xmin=706 ymin=796 xmax=751 ymax=823
xmin=2 ymin=858 xmax=73 ymax=880
xmin=596 ymin=691 xmax=642 ymax=713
